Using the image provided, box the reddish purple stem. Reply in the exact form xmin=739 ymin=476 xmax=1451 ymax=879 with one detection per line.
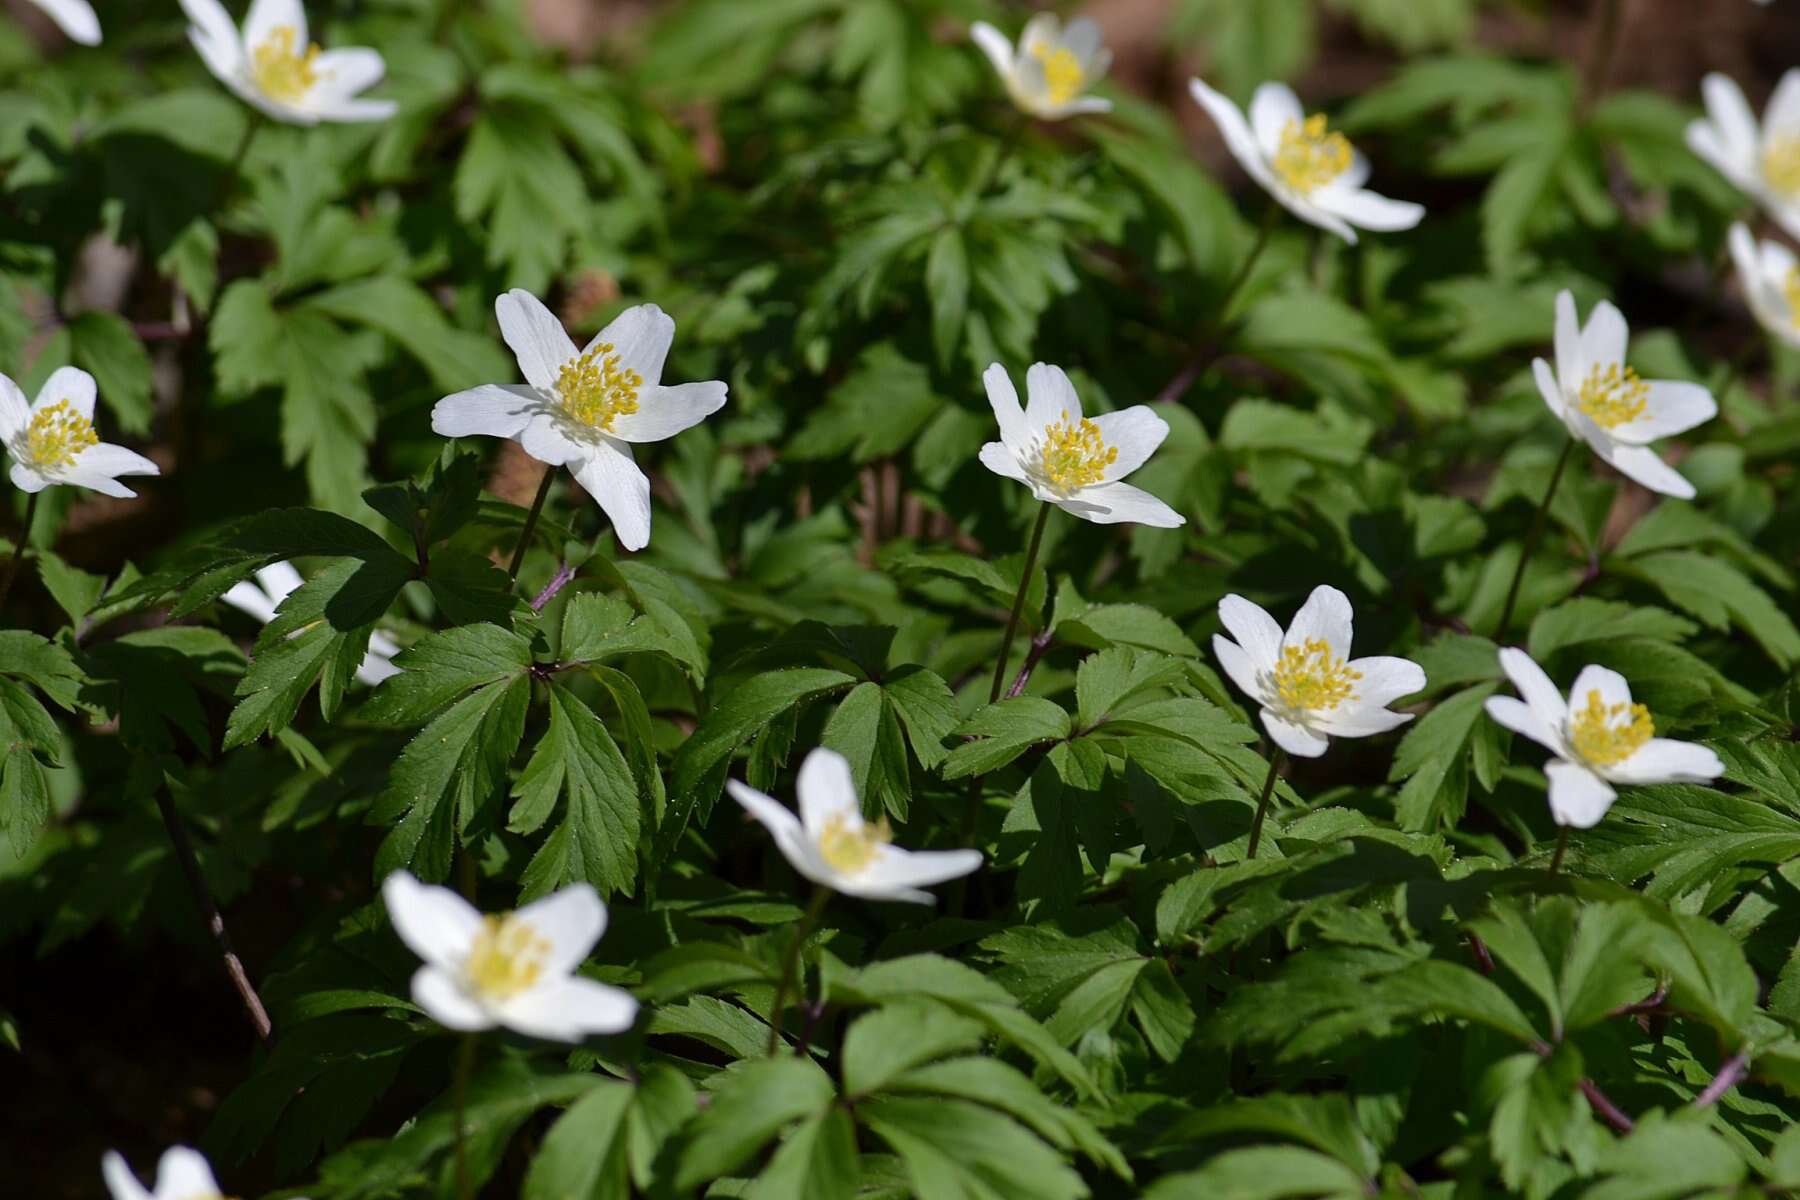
xmin=1692 ymin=1050 xmax=1751 ymax=1110
xmin=530 ymin=561 xmax=576 ymax=611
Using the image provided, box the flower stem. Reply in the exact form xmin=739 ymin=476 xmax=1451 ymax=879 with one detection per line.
xmin=0 ymin=490 xmax=40 ymax=613
xmin=452 ymin=1033 xmax=476 ymax=1200
xmin=1245 ymin=750 xmax=1285 ymax=861
xmin=767 ymin=885 xmax=830 ymax=1057
xmin=1548 ymin=826 xmax=1571 ymax=876
xmin=1215 ymin=202 xmax=1281 ymax=330
xmin=508 ymin=466 xmax=556 ymax=581
xmin=989 ymin=502 xmax=1053 ymax=705
xmin=219 ymin=111 xmax=264 ymax=208
xmin=1495 ymin=436 xmax=1576 ymax=638
xmin=1152 ymin=203 xmax=1279 ymax=407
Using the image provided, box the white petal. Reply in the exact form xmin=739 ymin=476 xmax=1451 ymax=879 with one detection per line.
xmin=35 ymin=365 xmax=96 ymax=420
xmin=152 ymin=1146 xmax=221 ymax=1200
xmin=606 ymin=380 xmax=726 ymax=443
xmin=847 ymin=846 xmax=983 ymax=902
xmin=1578 ymin=299 xmax=1629 ymax=374
xmin=255 ymin=561 xmax=304 ymax=603
xmin=1686 ymin=121 xmax=1757 ymax=192
xmin=9 ymin=461 xmax=53 ymax=493
xmin=1280 ymin=191 xmax=1359 ymax=244
xmin=1701 ymin=73 xmax=1762 ymax=166
xmin=1606 ymin=738 xmax=1725 ymax=785
xmin=496 ymin=290 xmax=577 ymax=394
xmin=1248 ymin=81 xmax=1304 ymax=158
xmin=797 ymin=747 xmax=861 ymax=836
xmin=1347 ymin=655 xmax=1426 ymax=707
xmin=1284 ymin=585 xmax=1354 ymax=661
xmin=1064 ymin=480 xmax=1183 ymax=527
xmin=1088 ymin=406 xmax=1168 ymax=480
xmin=1567 ymin=664 xmax=1633 ymax=712
xmin=514 ymin=884 xmax=606 ymax=978
xmin=568 ymin=439 xmax=651 ymax=551
xmin=518 ymin=411 xmax=584 ymax=468
xmin=1553 ymin=290 xmax=1581 ymax=397
xmin=178 ymin=0 xmax=239 ymax=55
xmin=1061 ymin=16 xmax=1102 ymax=63
xmin=0 ymin=374 xmax=29 ymax=443
xmin=1597 ymin=441 xmax=1696 ymax=498
xmin=982 ymin=362 xmax=1030 ymax=448
xmin=101 ymin=1152 xmax=152 ymax=1200
xmin=1532 ymin=357 xmax=1567 ymax=421
xmin=243 ymin=0 xmax=306 ymax=54
xmin=308 ymin=47 xmax=385 ymax=99
xmin=1024 ymin=362 xmax=1081 ymax=427
xmin=1320 ymin=188 xmax=1424 ymax=233
xmin=1211 ymin=634 xmax=1267 ymax=705
xmin=1729 ymin=221 xmax=1761 ymax=285
xmin=1545 ymin=760 xmax=1616 ymax=829
xmin=354 ymin=647 xmax=402 ymax=687
xmin=71 ymin=442 xmax=158 ymax=481
xmin=726 ymin=779 xmax=806 ymax=845
xmin=1765 ymin=68 xmax=1800 ymax=140
xmin=29 ymin=0 xmax=101 ymax=43
xmin=1608 ymin=380 xmax=1716 ymax=444
xmin=968 ymin=21 xmax=1014 ymax=79
xmin=978 ymin=440 xmax=1032 ymax=488
xmin=221 ymin=581 xmax=278 ymax=624
xmin=1218 ymin=594 xmax=1285 ymax=673
xmin=1497 ymin=648 xmax=1569 ymax=727
xmin=1018 ymin=11 xmax=1059 ymax=56
xmin=382 ymin=871 xmax=481 ymax=972
xmin=307 ymin=96 xmax=399 ymax=123
xmin=496 ymin=976 xmax=638 ymax=1041
xmin=592 ymin=303 xmax=676 ymax=389
xmin=431 ymin=383 xmax=540 ymax=442
xmin=1053 ymin=95 xmax=1112 ymax=116
xmin=60 ymin=465 xmax=140 ymax=498
xmin=188 ymin=24 xmax=244 ymax=87
xmin=1262 ymin=709 xmax=1330 ymax=758
xmin=1484 ymin=695 xmax=1566 ymax=758
xmin=1189 ymin=77 xmax=1270 ymax=185
xmin=411 ymin=965 xmax=496 ymax=1032
xmin=1312 ymin=702 xmax=1412 ymax=738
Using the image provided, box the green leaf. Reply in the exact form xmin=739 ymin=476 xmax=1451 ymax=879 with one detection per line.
xmin=523 ymin=1080 xmax=633 ymax=1200
xmin=674 ymin=1057 xmax=837 ymax=1190
xmin=841 ymin=1001 xmax=984 ymax=1096
xmin=514 ymin=683 xmax=642 ymax=899
xmin=942 ymin=697 xmax=1072 ymax=780
xmin=1388 ymin=683 xmax=1497 ymax=831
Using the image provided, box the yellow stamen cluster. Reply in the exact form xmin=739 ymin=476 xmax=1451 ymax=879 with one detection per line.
xmin=1030 ymin=43 xmax=1085 ymax=106
xmin=1783 ymin=267 xmax=1800 ymax=327
xmin=25 ymin=400 xmax=97 ymax=470
xmin=555 ymin=343 xmax=642 ymax=432
xmin=1271 ymin=638 xmax=1361 ymax=713
xmin=1038 ymin=411 xmax=1116 ymax=491
xmin=818 ymin=812 xmax=891 ymax=875
xmin=1575 ymin=362 xmax=1649 ymax=430
xmin=1273 ymin=114 xmax=1353 ymax=195
xmin=464 ymin=914 xmax=550 ymax=1001
xmin=1763 ymin=135 xmax=1800 ymax=197
xmin=1567 ymin=689 xmax=1653 ymax=768
xmin=252 ymin=26 xmax=324 ymax=104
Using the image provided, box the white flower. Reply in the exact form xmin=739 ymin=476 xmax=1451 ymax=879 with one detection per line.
xmin=382 ymin=871 xmax=639 ymax=1043
xmin=1728 ymin=221 xmax=1800 ymax=348
xmin=1484 ymin=648 xmax=1724 ymax=829
xmin=1686 ymin=72 xmax=1800 ymax=242
xmin=2 ymin=367 xmax=158 ymax=498
xmin=431 ymin=291 xmax=727 ymax=553
xmin=726 ymin=748 xmax=982 ymax=905
xmin=222 ymin=560 xmax=402 ymax=686
xmin=1530 ymin=290 xmax=1716 ymax=499
xmin=24 ymin=0 xmax=100 ymax=44
xmin=969 ymin=13 xmax=1111 ymax=120
xmin=1187 ymin=78 xmax=1424 ymax=245
xmin=1212 ymin=585 xmax=1427 ymax=759
xmin=978 ymin=362 xmax=1184 ymax=528
xmin=178 ymin=0 xmax=396 ymax=125
xmin=103 ymin=1146 xmax=288 ymax=1200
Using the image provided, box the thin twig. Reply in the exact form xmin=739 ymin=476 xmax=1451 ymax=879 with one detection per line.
xmin=0 ymin=490 xmax=41 ymax=613
xmin=154 ymin=789 xmax=273 ymax=1044
xmin=1606 ymin=983 xmax=1668 ymax=1020
xmin=1578 ymin=1078 xmax=1635 ymax=1133
xmin=1006 ymin=628 xmax=1055 ymax=699
xmin=530 ymin=561 xmax=576 ymax=611
xmin=1692 ymin=1050 xmax=1751 ymax=1110
xmin=1245 ymin=751 xmax=1284 ymax=860
xmin=508 ymin=466 xmax=556 ymax=581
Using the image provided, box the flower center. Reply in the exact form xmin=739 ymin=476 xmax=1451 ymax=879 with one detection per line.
xmin=1566 ymin=688 xmax=1653 ymax=768
xmin=24 ymin=400 xmax=97 ymax=470
xmin=464 ymin=914 xmax=550 ymax=1001
xmin=252 ymin=25 xmax=324 ymax=104
xmin=1575 ymin=362 xmax=1649 ymax=430
xmin=1763 ymin=135 xmax=1800 ymax=197
xmin=1038 ymin=411 xmax=1116 ymax=491
xmin=1273 ymin=114 xmax=1353 ymax=195
xmin=1030 ymin=43 xmax=1085 ymax=106
xmin=555 ymin=342 xmax=642 ymax=432
xmin=818 ymin=812 xmax=891 ymax=875
xmin=1271 ymin=638 xmax=1361 ymax=713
